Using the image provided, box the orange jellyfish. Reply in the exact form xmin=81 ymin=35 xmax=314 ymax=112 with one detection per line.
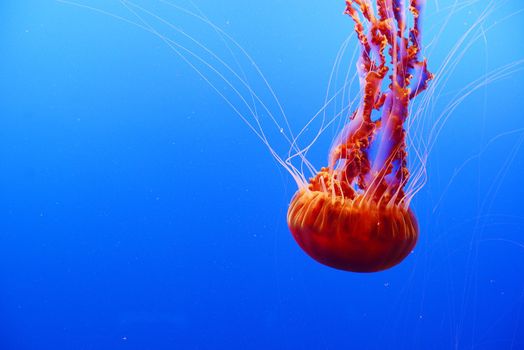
xmin=288 ymin=0 xmax=433 ymax=272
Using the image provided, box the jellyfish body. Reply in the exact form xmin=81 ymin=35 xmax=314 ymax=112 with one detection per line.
xmin=287 ymin=0 xmax=433 ymax=272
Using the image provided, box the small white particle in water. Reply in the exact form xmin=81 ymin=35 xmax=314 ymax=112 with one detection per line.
xmin=384 ymin=282 xmax=390 ymax=287
xmin=122 ymin=336 xmax=128 ymax=341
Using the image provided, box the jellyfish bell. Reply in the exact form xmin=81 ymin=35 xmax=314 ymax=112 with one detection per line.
xmin=288 ymin=188 xmax=418 ymax=273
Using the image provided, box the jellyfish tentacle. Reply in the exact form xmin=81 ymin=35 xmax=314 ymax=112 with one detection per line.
xmin=324 ymin=0 xmax=433 ymax=207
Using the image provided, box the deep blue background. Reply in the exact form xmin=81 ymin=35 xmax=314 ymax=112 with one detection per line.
xmin=1 ymin=1 xmax=524 ymax=349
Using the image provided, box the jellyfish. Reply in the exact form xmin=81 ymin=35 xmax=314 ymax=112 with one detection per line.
xmin=69 ymin=0 xmax=434 ymax=273
xmin=287 ymin=0 xmax=433 ymax=272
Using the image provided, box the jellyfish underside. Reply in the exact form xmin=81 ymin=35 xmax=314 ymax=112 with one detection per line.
xmin=287 ymin=0 xmax=433 ymax=272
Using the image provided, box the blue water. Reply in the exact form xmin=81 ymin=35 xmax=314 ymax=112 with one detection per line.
xmin=1 ymin=1 xmax=524 ymax=349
